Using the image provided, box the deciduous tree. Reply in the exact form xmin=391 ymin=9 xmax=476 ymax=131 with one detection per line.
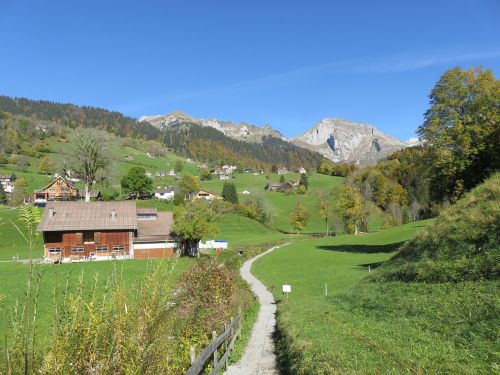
xmin=65 ymin=130 xmax=110 ymax=202
xmin=121 ymin=166 xmax=153 ymax=199
xmin=317 ymin=191 xmax=332 ymax=236
xmin=11 ymin=177 xmax=28 ymax=206
xmin=37 ymin=155 xmax=56 ymax=175
xmin=179 ymin=173 xmax=201 ymax=195
xmin=173 ymin=199 xmax=218 ymax=256
xmin=290 ymin=200 xmax=309 ymax=233
xmin=335 ymin=185 xmax=365 ymax=234
xmin=418 ymin=66 xmax=500 ymax=201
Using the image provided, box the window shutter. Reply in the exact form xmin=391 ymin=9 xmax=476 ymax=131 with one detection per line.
xmin=94 ymin=232 xmax=101 ymax=243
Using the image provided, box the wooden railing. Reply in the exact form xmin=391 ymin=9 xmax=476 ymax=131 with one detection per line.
xmin=185 ymin=313 xmax=243 ymax=375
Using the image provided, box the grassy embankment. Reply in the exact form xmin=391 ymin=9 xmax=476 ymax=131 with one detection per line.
xmin=252 ymin=174 xmax=499 ymax=374
xmin=252 ymin=220 xmax=494 ymax=373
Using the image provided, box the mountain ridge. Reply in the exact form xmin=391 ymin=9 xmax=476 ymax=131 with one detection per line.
xmin=141 ymin=112 xmax=415 ymax=166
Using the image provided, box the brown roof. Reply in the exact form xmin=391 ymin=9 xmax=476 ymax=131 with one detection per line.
xmin=37 ymin=201 xmax=137 ymax=232
xmin=34 ymin=176 xmax=78 ymax=193
xmin=136 ymin=211 xmax=175 ymax=238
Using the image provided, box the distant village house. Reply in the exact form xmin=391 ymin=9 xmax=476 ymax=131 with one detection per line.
xmin=185 ymin=190 xmax=223 ymax=201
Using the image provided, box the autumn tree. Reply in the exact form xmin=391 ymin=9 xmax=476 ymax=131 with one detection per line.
xmin=179 ymin=173 xmax=201 ymax=195
xmin=221 ymin=182 xmax=238 ymax=204
xmin=121 ymin=166 xmax=153 ymax=199
xmin=334 ymin=184 xmax=366 ymax=235
xmin=65 ymin=130 xmax=110 ymax=202
xmin=200 ymin=168 xmax=211 ymax=181
xmin=174 ymin=159 xmax=184 ymax=174
xmin=173 ymin=199 xmax=218 ymax=256
xmin=11 ymin=177 xmax=29 ymax=206
xmin=317 ymin=191 xmax=332 ymax=236
xmin=418 ymin=66 xmax=500 ymax=202
xmin=290 ymin=200 xmax=309 ymax=233
xmin=37 ymin=155 xmax=56 ymax=175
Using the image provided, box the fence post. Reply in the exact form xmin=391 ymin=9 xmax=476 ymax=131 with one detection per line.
xmin=190 ymin=346 xmax=196 ymax=364
xmin=226 ymin=318 xmax=233 ymax=369
xmin=212 ymin=330 xmax=217 ymax=369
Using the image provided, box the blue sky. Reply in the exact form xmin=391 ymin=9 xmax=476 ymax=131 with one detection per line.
xmin=0 ymin=0 xmax=499 ymax=140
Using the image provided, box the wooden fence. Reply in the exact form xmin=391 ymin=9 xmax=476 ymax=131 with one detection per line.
xmin=185 ymin=313 xmax=243 ymax=375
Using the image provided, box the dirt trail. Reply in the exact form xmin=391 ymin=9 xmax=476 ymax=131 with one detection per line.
xmin=225 ymin=243 xmax=290 ymax=375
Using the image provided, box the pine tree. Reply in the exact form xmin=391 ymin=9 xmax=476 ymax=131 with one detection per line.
xmin=222 ymin=182 xmax=238 ymax=204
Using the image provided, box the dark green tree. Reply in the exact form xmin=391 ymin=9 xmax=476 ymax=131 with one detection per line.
xmin=299 ymin=173 xmax=309 ymax=190
xmin=279 ymin=175 xmax=286 ymax=184
xmin=221 ymin=182 xmax=238 ymax=204
xmin=121 ymin=166 xmax=153 ymax=199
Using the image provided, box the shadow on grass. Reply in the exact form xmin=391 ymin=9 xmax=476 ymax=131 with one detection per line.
xmin=357 ymin=261 xmax=385 ymax=270
xmin=316 ymin=242 xmax=405 ymax=254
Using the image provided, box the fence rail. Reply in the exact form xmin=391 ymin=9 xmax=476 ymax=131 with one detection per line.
xmin=185 ymin=313 xmax=243 ymax=375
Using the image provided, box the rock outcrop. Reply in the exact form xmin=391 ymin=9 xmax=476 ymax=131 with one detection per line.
xmin=292 ymin=118 xmax=406 ymax=166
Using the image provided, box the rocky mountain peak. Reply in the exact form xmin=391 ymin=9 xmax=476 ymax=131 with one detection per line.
xmin=292 ymin=118 xmax=405 ymax=166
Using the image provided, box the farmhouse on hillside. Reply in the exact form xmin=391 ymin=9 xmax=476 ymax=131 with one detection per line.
xmin=185 ymin=190 xmax=223 ymax=201
xmin=155 ymin=187 xmax=176 ymax=200
xmin=33 ymin=176 xmax=81 ymax=203
xmin=277 ymin=167 xmax=289 ymax=174
xmin=0 ymin=175 xmax=14 ymax=194
xmin=37 ymin=201 xmax=178 ymax=262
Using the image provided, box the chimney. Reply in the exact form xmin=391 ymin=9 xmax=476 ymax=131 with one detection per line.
xmin=111 ymin=209 xmax=117 ymax=220
xmin=49 ymin=208 xmax=55 ymax=219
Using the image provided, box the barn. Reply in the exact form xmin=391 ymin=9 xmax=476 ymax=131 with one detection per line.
xmin=37 ymin=201 xmax=178 ymax=262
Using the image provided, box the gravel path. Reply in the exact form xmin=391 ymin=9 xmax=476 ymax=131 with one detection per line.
xmin=225 ymin=243 xmax=290 ymax=375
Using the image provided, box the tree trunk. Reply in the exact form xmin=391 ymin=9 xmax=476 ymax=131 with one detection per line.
xmin=354 ymin=223 xmax=358 ymax=235
xmin=84 ymin=183 xmax=90 ymax=202
xmin=325 ymin=218 xmax=328 ymax=236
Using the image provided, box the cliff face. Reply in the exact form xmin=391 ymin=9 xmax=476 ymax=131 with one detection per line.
xmin=292 ymin=118 xmax=406 ymax=166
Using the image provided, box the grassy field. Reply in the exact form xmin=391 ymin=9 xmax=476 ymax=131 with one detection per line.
xmin=0 ymin=257 xmax=193 ymax=351
xmin=216 ymin=214 xmax=289 ymax=246
xmin=203 ymin=172 xmax=345 ymax=233
xmin=252 ymin=219 xmax=497 ymax=374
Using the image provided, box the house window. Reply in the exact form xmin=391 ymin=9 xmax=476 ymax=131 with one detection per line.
xmin=83 ymin=231 xmax=94 ymax=243
xmin=113 ymin=245 xmax=125 ymax=252
xmin=96 ymin=246 xmax=108 ymax=252
xmin=48 ymin=247 xmax=61 ymax=254
xmin=71 ymin=247 xmax=84 ymax=253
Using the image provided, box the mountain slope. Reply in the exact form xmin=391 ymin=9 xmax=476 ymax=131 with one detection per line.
xmin=140 ymin=111 xmax=286 ymax=143
xmin=292 ymin=118 xmax=406 ymax=166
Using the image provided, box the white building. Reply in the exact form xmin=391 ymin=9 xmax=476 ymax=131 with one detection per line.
xmin=155 ymin=188 xmax=175 ymax=200
xmin=199 ymin=240 xmax=228 ymax=250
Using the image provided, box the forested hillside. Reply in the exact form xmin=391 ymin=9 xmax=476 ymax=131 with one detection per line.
xmin=161 ymin=122 xmax=323 ymax=170
xmin=0 ymin=95 xmax=323 ymax=170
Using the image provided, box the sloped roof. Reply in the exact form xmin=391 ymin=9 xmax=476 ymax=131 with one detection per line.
xmin=37 ymin=201 xmax=137 ymax=232
xmin=34 ymin=176 xmax=78 ymax=193
xmin=137 ymin=211 xmax=174 ymax=237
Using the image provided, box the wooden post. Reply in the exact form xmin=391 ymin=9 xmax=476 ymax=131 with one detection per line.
xmin=212 ymin=330 xmax=217 ymax=369
xmin=226 ymin=318 xmax=233 ymax=369
xmin=324 ymin=283 xmax=328 ymax=297
xmin=190 ymin=346 xmax=196 ymax=364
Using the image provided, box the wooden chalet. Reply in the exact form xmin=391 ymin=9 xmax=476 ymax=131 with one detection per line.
xmin=185 ymin=190 xmax=223 ymax=201
xmin=33 ymin=176 xmax=80 ymax=202
xmin=37 ymin=201 xmax=178 ymax=262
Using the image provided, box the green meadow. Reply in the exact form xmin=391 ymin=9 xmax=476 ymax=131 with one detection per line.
xmin=252 ymin=219 xmax=497 ymax=374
